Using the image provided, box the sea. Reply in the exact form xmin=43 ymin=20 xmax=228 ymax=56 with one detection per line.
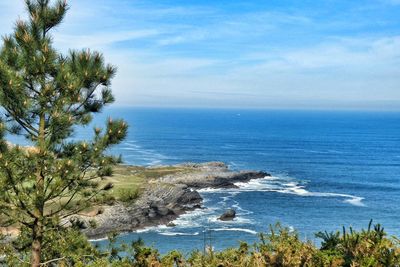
xmin=24 ymin=107 xmax=400 ymax=254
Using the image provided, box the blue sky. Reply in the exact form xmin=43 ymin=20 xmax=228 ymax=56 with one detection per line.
xmin=0 ymin=0 xmax=399 ymax=110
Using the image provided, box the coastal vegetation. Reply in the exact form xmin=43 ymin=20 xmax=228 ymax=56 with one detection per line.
xmin=1 ymin=220 xmax=399 ymax=266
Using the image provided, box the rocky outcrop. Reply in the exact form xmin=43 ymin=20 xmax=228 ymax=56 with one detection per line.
xmin=82 ymin=184 xmax=202 ymax=238
xmin=219 ymin=209 xmax=236 ymax=221
xmin=77 ymin=162 xmax=269 ymax=239
xmin=158 ymin=162 xmax=269 ymax=188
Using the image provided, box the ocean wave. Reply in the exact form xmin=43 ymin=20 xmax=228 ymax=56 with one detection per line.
xmin=120 ymin=141 xmax=172 ymax=165
xmin=159 ymin=232 xmax=200 ymax=236
xmin=232 ymin=199 xmax=253 ymax=216
xmin=135 ymin=225 xmax=169 ymax=233
xmin=211 ymin=228 xmax=257 ymax=235
xmin=274 ymin=183 xmax=366 ymax=207
xmin=198 ymin=188 xmax=226 ymax=193
xmin=232 ymin=176 xmax=366 ymax=207
xmin=171 ymin=207 xmax=218 ymax=228
xmin=88 ymin=237 xmax=109 ymax=242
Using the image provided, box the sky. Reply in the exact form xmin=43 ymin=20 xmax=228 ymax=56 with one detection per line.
xmin=0 ymin=0 xmax=399 ymax=110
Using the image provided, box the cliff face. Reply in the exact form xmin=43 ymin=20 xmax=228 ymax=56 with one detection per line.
xmin=78 ymin=162 xmax=269 ymax=238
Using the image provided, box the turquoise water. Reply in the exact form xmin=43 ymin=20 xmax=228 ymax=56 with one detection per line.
xmin=81 ymin=108 xmax=399 ymax=254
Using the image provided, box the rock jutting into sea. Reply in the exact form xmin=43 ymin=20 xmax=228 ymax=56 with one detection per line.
xmin=69 ymin=162 xmax=270 ymax=239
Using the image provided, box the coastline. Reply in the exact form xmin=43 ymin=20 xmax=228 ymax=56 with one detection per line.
xmin=75 ymin=162 xmax=269 ymax=239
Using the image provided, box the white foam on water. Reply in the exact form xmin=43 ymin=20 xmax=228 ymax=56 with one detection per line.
xmin=171 ymin=207 xmax=218 ymax=228
xmin=343 ymin=196 xmax=365 ymax=207
xmin=88 ymin=236 xmax=109 ymax=242
xmin=211 ymin=228 xmax=258 ymax=235
xmin=208 ymin=215 xmax=253 ymax=225
xmin=232 ymin=176 xmax=366 ymax=207
xmin=232 ymin=200 xmax=253 ymax=216
xmin=135 ymin=225 xmax=169 ymax=233
xmin=275 ymin=183 xmax=366 ymax=207
xmin=221 ymin=196 xmax=230 ymax=201
xmin=121 ymin=141 xmax=173 ymax=165
xmin=198 ymin=187 xmax=226 ymax=193
xmin=233 ymin=176 xmax=280 ymax=191
xmin=160 ymin=232 xmax=200 ymax=236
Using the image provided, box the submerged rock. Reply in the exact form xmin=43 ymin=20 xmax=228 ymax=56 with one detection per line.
xmin=219 ymin=209 xmax=236 ymax=221
xmin=167 ymin=222 xmax=176 ymax=227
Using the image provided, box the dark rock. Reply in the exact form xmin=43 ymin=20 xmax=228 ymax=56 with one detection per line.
xmin=157 ymin=206 xmax=172 ymax=216
xmin=219 ymin=209 xmax=236 ymax=221
xmin=167 ymin=222 xmax=176 ymax=227
xmin=148 ymin=209 xmax=157 ymax=219
xmin=177 ymin=190 xmax=202 ymax=203
xmin=193 ymin=204 xmax=202 ymax=209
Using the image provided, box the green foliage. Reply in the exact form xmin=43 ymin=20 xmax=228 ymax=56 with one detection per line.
xmin=161 ymin=250 xmax=185 ymax=267
xmin=94 ymin=221 xmax=399 ymax=267
xmin=1 ymin=221 xmax=400 ymax=266
xmin=0 ymin=0 xmax=127 ymax=265
xmin=1 ymin=226 xmax=102 ymax=266
xmin=116 ymin=188 xmax=141 ymax=203
xmin=315 ymin=230 xmax=341 ymax=250
xmin=255 ymin=223 xmax=316 ymax=266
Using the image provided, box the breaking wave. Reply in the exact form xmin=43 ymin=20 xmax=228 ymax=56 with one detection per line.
xmin=120 ymin=141 xmax=173 ymax=165
xmin=234 ymin=176 xmax=366 ymax=207
xmin=212 ymin=228 xmax=257 ymax=235
xmin=160 ymin=232 xmax=200 ymax=236
xmin=199 ymin=175 xmax=365 ymax=207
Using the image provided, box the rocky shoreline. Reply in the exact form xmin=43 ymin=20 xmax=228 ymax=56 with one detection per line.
xmin=77 ymin=162 xmax=269 ymax=239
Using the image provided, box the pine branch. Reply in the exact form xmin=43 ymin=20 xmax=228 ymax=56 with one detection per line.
xmin=3 ymin=108 xmax=38 ymax=136
xmin=3 ymin=166 xmax=37 ymax=220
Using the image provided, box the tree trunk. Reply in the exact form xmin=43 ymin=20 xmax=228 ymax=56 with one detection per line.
xmin=31 ymin=221 xmax=43 ymax=267
xmin=31 ymin=113 xmax=46 ymax=266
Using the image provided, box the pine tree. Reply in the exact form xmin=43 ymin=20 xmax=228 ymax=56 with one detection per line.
xmin=0 ymin=1 xmax=127 ymax=266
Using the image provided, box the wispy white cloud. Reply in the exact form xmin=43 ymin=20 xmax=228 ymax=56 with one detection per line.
xmin=107 ymin=34 xmax=400 ymax=109
xmin=54 ymin=29 xmax=161 ymax=50
xmin=0 ymin=0 xmax=399 ymax=110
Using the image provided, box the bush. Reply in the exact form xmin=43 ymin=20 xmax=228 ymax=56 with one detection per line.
xmin=116 ymin=188 xmax=140 ymax=203
xmin=89 ymin=220 xmax=98 ymax=229
xmin=2 ymin=221 xmax=400 ymax=266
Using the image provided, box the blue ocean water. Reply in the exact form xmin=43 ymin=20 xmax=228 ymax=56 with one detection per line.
xmin=84 ymin=108 xmax=399 ymax=254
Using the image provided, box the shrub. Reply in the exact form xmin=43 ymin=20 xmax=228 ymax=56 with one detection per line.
xmin=2 ymin=221 xmax=400 ymax=266
xmin=116 ymin=188 xmax=140 ymax=203
xmin=89 ymin=220 xmax=98 ymax=229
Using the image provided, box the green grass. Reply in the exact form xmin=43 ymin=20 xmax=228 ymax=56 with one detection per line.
xmin=98 ymin=164 xmax=193 ymax=203
xmin=115 ymin=188 xmax=140 ymax=203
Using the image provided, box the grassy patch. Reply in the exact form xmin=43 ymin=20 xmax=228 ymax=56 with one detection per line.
xmin=98 ymin=164 xmax=193 ymax=203
xmin=115 ymin=188 xmax=140 ymax=203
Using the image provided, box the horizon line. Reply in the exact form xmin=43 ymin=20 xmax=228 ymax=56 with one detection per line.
xmin=108 ymin=105 xmax=400 ymax=112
